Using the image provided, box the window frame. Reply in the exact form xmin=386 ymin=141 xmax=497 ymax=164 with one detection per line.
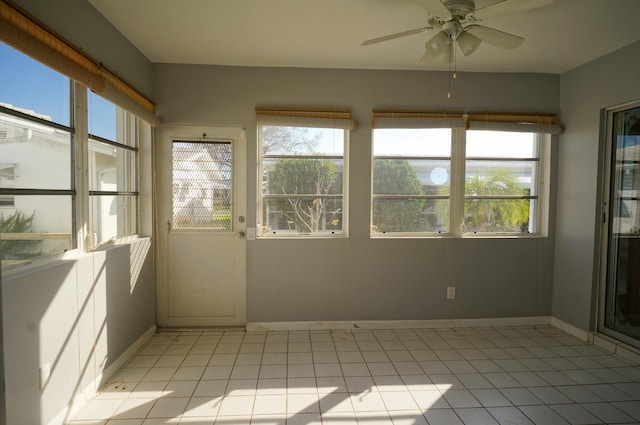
xmin=170 ymin=139 xmax=234 ymax=233
xmin=371 ymin=127 xmax=456 ymax=236
xmin=0 ymin=40 xmax=151 ymax=270
xmin=87 ymin=95 xmax=140 ymax=244
xmin=256 ymin=109 xmax=354 ymax=238
xmin=0 ymin=164 xmax=16 ymax=208
xmin=370 ymin=111 xmax=556 ymax=238
xmin=462 ymin=131 xmax=545 ymax=236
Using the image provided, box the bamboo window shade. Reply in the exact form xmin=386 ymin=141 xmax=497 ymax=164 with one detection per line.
xmin=256 ymin=107 xmax=358 ymax=130
xmin=372 ymin=110 xmax=561 ymax=134
xmin=0 ymin=0 xmax=156 ymax=123
xmin=466 ymin=112 xmax=561 ymax=134
xmin=372 ymin=110 xmax=466 ymax=129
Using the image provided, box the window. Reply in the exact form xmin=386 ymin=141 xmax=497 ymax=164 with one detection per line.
xmin=88 ymin=92 xmax=139 ymax=243
xmin=0 ymin=164 xmax=15 ymax=208
xmin=464 ymin=130 xmax=540 ymax=234
xmin=372 ymin=126 xmax=455 ymax=235
xmin=0 ymin=39 xmax=151 ymax=269
xmin=371 ymin=111 xmax=558 ymax=237
xmin=172 ymin=140 xmax=232 ymax=231
xmin=0 ymin=43 xmax=74 ymax=267
xmin=257 ymin=108 xmax=355 ymax=237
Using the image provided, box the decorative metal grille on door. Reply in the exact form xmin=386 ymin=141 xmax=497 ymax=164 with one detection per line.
xmin=171 ymin=140 xmax=232 ymax=230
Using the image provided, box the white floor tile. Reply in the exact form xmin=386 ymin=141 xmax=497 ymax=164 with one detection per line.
xmin=257 ymin=378 xmax=287 ymax=395
xmin=314 ymin=363 xmax=343 ymax=377
xmin=74 ymin=399 xmax=125 ymax=420
xmin=341 ymin=362 xmax=370 ymax=377
xmin=287 ymin=364 xmax=314 ymax=378
xmin=164 ymin=380 xmax=198 ymax=398
xmin=353 ymin=411 xmax=394 ymax=424
xmin=319 ymin=393 xmax=355 ymax=413
xmin=518 ymin=405 xmax=570 ymax=425
xmin=423 ymin=408 xmax=464 ymax=425
xmin=441 ymin=389 xmax=482 ymax=408
xmin=487 ymin=406 xmax=534 ymax=425
xmin=373 ymin=375 xmax=406 ymax=392
xmin=287 ymin=393 xmax=319 ymax=414
xmin=550 ymin=403 xmax=604 ymax=425
xmin=143 ymin=368 xmax=177 ymax=382
xmin=410 ymin=390 xmax=450 ymax=410
xmin=252 ymin=394 xmax=287 ymax=415
xmin=155 ymin=355 xmax=185 ymax=368
xmin=112 ymin=398 xmax=155 ymax=420
xmin=350 ymin=392 xmax=387 ymax=412
xmin=469 ymin=389 xmax=512 ymax=408
xmin=386 ymin=410 xmax=428 ymax=425
xmin=455 ymin=407 xmax=498 ymax=425
xmin=287 ymin=377 xmax=317 ymax=394
xmin=286 ymin=412 xmax=322 ymax=425
xmin=69 ymin=327 xmax=640 ymax=425
xmin=225 ymin=379 xmax=257 ymax=396
xmin=345 ymin=376 xmax=376 ymax=393
xmin=316 ymin=377 xmax=348 ymax=394
xmin=582 ymin=402 xmax=636 ymax=423
xmin=499 ymin=388 xmax=543 ymax=406
xmin=217 ymin=395 xmax=255 ymax=416
xmin=193 ymin=380 xmax=228 ymax=397
xmin=146 ymin=397 xmax=189 ymax=419
xmin=182 ymin=396 xmax=222 ymax=417
xmin=379 ymin=391 xmax=419 ymax=411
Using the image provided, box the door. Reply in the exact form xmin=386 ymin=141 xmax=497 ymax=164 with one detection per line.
xmin=156 ymin=125 xmax=246 ymax=327
xmin=600 ymin=102 xmax=640 ymax=347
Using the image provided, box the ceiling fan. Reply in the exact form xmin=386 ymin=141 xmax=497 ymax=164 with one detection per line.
xmin=362 ymin=0 xmax=553 ymax=66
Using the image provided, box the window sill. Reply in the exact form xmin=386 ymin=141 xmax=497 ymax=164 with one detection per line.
xmin=2 ymin=235 xmax=150 ymax=278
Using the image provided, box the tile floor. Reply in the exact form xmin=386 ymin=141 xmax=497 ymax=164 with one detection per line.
xmin=67 ymin=326 xmax=640 ymax=425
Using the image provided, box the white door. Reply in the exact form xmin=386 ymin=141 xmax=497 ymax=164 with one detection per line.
xmin=156 ymin=125 xmax=246 ymax=327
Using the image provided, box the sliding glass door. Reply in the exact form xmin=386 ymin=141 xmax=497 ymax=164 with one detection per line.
xmin=601 ymin=101 xmax=640 ymax=346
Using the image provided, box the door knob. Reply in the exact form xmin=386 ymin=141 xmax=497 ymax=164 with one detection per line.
xmin=238 ymin=231 xmax=246 ymax=238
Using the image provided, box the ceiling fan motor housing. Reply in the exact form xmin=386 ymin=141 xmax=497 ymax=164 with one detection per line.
xmin=442 ymin=0 xmax=475 ymax=18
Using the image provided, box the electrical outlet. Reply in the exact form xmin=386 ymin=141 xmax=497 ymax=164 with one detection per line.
xmin=447 ymin=286 xmax=456 ymax=300
xmin=247 ymin=227 xmax=256 ymax=240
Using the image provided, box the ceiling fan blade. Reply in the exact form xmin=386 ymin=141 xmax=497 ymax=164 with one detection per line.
xmin=473 ymin=0 xmax=554 ymax=20
xmin=416 ymin=0 xmax=450 ymax=17
xmin=361 ymin=27 xmax=432 ymax=46
xmin=466 ymin=25 xmax=524 ymax=50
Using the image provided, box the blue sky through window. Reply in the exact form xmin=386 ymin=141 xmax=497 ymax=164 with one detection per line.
xmin=0 ymin=42 xmax=70 ymax=125
xmin=1 ymin=41 xmax=116 ymax=140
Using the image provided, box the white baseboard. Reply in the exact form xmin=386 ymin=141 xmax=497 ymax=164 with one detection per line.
xmin=48 ymin=324 xmax=156 ymax=425
xmin=247 ymin=316 xmax=552 ymax=332
xmin=100 ymin=324 xmax=157 ymax=383
xmin=549 ymin=317 xmax=591 ymax=342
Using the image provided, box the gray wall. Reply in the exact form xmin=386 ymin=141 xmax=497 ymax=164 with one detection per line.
xmin=154 ymin=64 xmax=560 ymax=322
xmin=2 ymin=240 xmax=155 ymax=425
xmin=553 ymin=41 xmax=640 ymax=330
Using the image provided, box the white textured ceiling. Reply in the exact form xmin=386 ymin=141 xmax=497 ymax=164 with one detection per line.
xmin=88 ymin=0 xmax=640 ymax=74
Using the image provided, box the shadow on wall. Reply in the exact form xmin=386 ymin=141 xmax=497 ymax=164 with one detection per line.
xmin=2 ymin=238 xmax=154 ymax=425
